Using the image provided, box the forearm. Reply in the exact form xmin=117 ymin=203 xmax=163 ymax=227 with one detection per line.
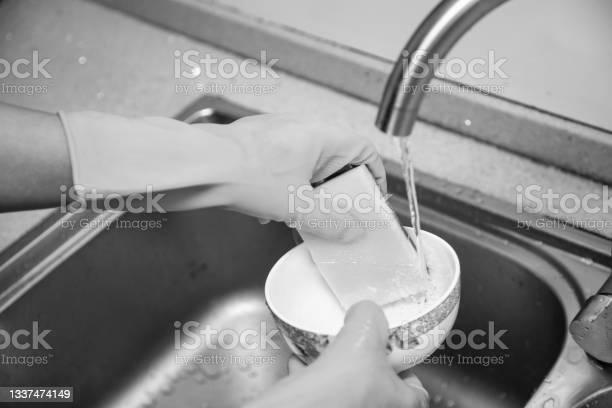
xmin=0 ymin=103 xmax=72 ymax=211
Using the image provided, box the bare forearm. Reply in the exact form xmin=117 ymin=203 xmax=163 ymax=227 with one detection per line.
xmin=0 ymin=103 xmax=72 ymax=211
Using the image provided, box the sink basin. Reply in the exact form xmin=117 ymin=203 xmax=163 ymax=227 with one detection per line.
xmin=0 ymin=97 xmax=610 ymax=408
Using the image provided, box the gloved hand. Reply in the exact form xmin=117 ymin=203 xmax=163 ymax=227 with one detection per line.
xmin=61 ymin=111 xmax=386 ymax=240
xmin=245 ymin=301 xmax=430 ymax=408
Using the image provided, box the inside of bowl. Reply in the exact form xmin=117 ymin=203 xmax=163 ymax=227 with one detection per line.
xmin=266 ymin=244 xmax=345 ymax=335
xmin=266 ymin=230 xmax=457 ymax=335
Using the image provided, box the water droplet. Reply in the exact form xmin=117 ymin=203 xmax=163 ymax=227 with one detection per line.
xmin=580 ymin=257 xmax=594 ymax=266
xmin=543 ymin=397 xmax=556 ymax=408
xmin=464 ymin=119 xmax=472 ymax=126
xmin=78 ymin=56 xmax=87 ymax=64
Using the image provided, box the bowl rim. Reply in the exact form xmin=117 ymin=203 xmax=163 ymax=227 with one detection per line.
xmin=265 ymin=228 xmax=461 ymax=336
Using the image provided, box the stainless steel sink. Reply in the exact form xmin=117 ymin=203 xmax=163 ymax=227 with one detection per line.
xmin=1 ymin=96 xmax=611 ymax=408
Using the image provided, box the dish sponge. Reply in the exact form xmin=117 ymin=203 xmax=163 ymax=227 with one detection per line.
xmin=297 ymin=166 xmax=433 ymax=318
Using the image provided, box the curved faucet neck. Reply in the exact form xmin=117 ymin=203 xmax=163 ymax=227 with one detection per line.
xmin=375 ymin=0 xmax=508 ymax=137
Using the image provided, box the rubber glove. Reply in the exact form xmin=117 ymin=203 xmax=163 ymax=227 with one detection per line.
xmin=60 ymin=111 xmax=386 ymax=240
xmin=245 ymin=301 xmax=430 ymax=408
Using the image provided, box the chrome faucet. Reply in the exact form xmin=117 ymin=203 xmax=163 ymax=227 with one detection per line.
xmin=375 ymin=0 xmax=508 ymax=136
xmin=374 ymin=0 xmax=612 ymax=364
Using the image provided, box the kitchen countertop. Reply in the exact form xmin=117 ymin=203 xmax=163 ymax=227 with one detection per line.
xmin=0 ymin=0 xmax=610 ymax=254
xmin=216 ymin=0 xmax=612 ymax=132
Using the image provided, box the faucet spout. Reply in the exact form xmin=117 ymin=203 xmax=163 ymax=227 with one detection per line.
xmin=375 ymin=0 xmax=612 ymax=364
xmin=375 ymin=0 xmax=508 ymax=137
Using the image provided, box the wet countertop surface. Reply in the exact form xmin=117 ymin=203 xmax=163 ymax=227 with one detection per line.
xmin=0 ymin=0 xmax=610 ymax=253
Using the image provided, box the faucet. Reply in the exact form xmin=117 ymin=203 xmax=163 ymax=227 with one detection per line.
xmin=375 ymin=0 xmax=508 ymax=136
xmin=374 ymin=0 xmax=612 ymax=364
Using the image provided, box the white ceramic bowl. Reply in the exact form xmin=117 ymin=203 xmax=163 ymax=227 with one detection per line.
xmin=265 ymin=228 xmax=460 ymax=372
